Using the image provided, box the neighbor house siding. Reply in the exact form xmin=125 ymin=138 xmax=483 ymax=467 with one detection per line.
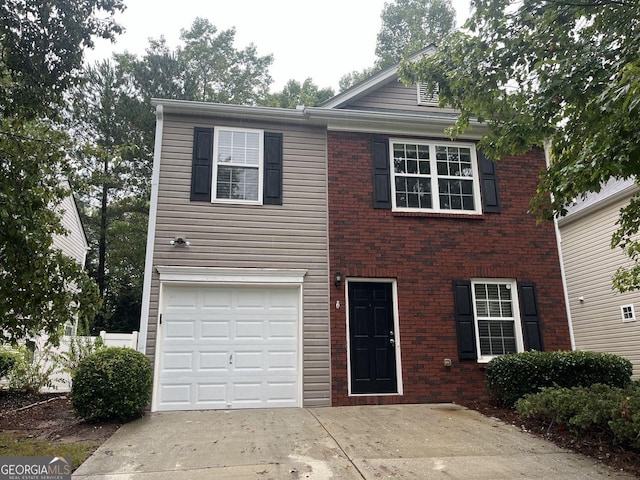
xmin=145 ymin=113 xmax=331 ymax=407
xmin=52 ymin=193 xmax=87 ymax=266
xmin=560 ymin=193 xmax=640 ymax=377
xmin=345 ymin=80 xmax=456 ymax=114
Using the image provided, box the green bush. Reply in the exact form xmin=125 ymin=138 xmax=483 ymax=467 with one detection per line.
xmin=609 ymin=381 xmax=640 ymax=449
xmin=0 ymin=350 xmax=17 ymax=379
xmin=516 ymin=382 xmax=640 ymax=450
xmin=7 ymin=345 xmax=56 ymax=394
xmin=71 ymin=347 xmax=152 ymax=421
xmin=486 ymin=350 xmax=632 ymax=407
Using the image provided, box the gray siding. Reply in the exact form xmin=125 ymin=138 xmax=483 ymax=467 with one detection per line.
xmin=145 ymin=113 xmax=330 ymax=407
xmin=346 ymin=80 xmax=456 ymax=114
xmin=560 ymin=194 xmax=640 ymax=377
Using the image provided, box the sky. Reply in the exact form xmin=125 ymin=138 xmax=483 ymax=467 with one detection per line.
xmin=86 ymin=0 xmax=472 ymax=92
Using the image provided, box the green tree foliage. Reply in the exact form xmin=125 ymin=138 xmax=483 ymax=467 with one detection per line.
xmin=376 ymin=0 xmax=456 ymax=68
xmin=262 ymin=78 xmax=334 ymax=108
xmin=338 ymin=67 xmax=377 ymax=92
xmin=399 ymin=0 xmax=640 ymax=291
xmin=69 ymin=60 xmax=151 ymax=333
xmin=179 ymin=17 xmax=273 ymax=104
xmin=0 ymin=120 xmax=100 ymax=346
xmin=0 ymin=0 xmax=120 ymax=345
xmin=339 ymin=0 xmax=456 ymax=91
xmin=0 ymin=0 xmax=124 ymax=121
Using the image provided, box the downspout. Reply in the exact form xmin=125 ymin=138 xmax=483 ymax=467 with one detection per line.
xmin=138 ymin=104 xmax=164 ymax=354
xmin=545 ymin=141 xmax=576 ymax=350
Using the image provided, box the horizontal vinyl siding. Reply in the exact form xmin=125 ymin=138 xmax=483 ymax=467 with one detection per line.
xmin=347 ymin=80 xmax=457 ymax=114
xmin=52 ymin=195 xmax=87 ymax=266
xmin=560 ymin=195 xmax=640 ymax=377
xmin=146 ymin=114 xmax=330 ymax=407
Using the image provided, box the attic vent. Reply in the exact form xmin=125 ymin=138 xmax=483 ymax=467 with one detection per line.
xmin=417 ymin=83 xmax=439 ymax=106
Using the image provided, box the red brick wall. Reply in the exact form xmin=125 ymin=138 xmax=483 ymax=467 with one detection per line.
xmin=328 ymin=131 xmax=571 ymax=406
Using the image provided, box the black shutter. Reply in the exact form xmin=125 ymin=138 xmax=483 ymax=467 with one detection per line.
xmin=453 ymin=280 xmax=477 ymax=360
xmin=372 ymin=137 xmax=392 ymax=209
xmin=519 ymin=282 xmax=544 ymax=351
xmin=478 ymin=150 xmax=500 ymax=213
xmin=190 ymin=127 xmax=214 ymax=202
xmin=263 ymin=132 xmax=283 ymax=205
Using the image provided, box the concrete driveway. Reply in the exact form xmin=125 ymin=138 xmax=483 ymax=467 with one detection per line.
xmin=73 ymin=404 xmax=636 ymax=479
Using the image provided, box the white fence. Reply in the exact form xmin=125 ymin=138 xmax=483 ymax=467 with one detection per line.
xmin=43 ymin=331 xmax=139 ymax=392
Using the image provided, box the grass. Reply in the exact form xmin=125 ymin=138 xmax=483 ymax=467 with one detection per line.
xmin=0 ymin=432 xmax=96 ymax=470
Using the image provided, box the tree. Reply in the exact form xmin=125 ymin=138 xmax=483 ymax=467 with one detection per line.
xmin=179 ymin=17 xmax=273 ymax=104
xmin=376 ymin=0 xmax=456 ymax=68
xmin=262 ymin=78 xmax=334 ymax=108
xmin=69 ymin=60 xmax=151 ymax=333
xmin=399 ymin=0 xmax=640 ymax=290
xmin=0 ymin=0 xmax=122 ymax=345
xmin=0 ymin=119 xmax=100 ymax=346
xmin=0 ymin=0 xmax=124 ymax=121
xmin=339 ymin=67 xmax=377 ymax=92
xmin=339 ymin=0 xmax=456 ymax=91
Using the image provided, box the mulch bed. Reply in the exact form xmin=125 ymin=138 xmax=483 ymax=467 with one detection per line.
xmin=461 ymin=398 xmax=640 ymax=478
xmin=0 ymin=391 xmax=120 ymax=444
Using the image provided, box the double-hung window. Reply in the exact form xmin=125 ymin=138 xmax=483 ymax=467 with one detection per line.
xmin=213 ymin=127 xmax=263 ymax=204
xmin=390 ymin=140 xmax=481 ymax=214
xmin=471 ymin=279 xmax=524 ymax=362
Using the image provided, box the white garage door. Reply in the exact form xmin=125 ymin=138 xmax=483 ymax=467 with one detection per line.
xmin=156 ymin=285 xmax=300 ymax=411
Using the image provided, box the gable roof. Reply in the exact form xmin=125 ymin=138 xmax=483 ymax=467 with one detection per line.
xmin=318 ymin=46 xmax=437 ymax=109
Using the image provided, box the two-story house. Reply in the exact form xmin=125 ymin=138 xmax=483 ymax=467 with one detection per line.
xmin=139 ymin=54 xmax=572 ymax=411
xmin=559 ymin=178 xmax=640 ymax=377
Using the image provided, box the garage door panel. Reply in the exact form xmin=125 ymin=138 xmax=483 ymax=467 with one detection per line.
xmin=157 ymin=285 xmax=300 ymax=411
xmin=198 ymin=351 xmax=228 ymax=371
xmin=200 ymin=320 xmax=230 ymax=339
xmin=161 ymin=351 xmax=194 ymax=371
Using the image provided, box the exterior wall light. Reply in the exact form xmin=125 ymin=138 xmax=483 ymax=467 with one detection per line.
xmin=170 ymin=237 xmax=190 ymax=247
xmin=335 ymin=272 xmax=342 ymax=288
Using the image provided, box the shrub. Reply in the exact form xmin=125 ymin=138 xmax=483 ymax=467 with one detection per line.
xmin=609 ymin=381 xmax=640 ymax=449
xmin=57 ymin=335 xmax=104 ymax=380
xmin=486 ymin=350 xmax=632 ymax=407
xmin=516 ymin=382 xmax=640 ymax=450
xmin=7 ymin=345 xmax=56 ymax=394
xmin=71 ymin=347 xmax=152 ymax=421
xmin=0 ymin=350 xmax=17 ymax=379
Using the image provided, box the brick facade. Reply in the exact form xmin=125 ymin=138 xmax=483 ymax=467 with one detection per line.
xmin=328 ymin=131 xmax=571 ymax=406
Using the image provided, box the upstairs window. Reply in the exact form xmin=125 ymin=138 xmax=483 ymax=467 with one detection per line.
xmin=213 ymin=127 xmax=263 ymax=204
xmin=390 ymin=140 xmax=481 ymax=214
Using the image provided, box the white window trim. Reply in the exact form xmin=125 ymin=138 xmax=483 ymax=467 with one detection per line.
xmin=471 ymin=279 xmax=525 ymax=363
xmin=389 ymin=139 xmax=482 ymax=215
xmin=212 ymin=126 xmax=264 ymax=205
xmin=621 ymin=304 xmax=636 ymax=323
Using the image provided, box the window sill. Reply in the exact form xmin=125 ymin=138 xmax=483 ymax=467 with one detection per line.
xmin=392 ymin=211 xmax=485 ymax=220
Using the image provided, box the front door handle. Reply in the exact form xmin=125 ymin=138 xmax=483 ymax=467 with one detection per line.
xmin=389 ymin=338 xmax=395 ymax=346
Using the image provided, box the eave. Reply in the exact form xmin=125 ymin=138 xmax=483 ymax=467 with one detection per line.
xmin=151 ymin=98 xmax=487 ymax=140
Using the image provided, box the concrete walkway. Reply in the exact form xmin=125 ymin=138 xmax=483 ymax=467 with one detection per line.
xmin=73 ymin=404 xmax=637 ymax=479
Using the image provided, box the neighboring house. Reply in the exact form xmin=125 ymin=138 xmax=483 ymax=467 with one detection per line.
xmin=52 ymin=181 xmax=90 ymax=336
xmin=558 ymin=178 xmax=640 ymax=377
xmin=140 ymin=50 xmax=572 ymax=411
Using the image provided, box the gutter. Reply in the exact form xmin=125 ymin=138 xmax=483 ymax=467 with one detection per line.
xmin=151 ymin=98 xmax=487 ymax=140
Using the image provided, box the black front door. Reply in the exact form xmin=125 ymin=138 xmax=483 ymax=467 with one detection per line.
xmin=348 ymin=282 xmax=398 ymax=394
